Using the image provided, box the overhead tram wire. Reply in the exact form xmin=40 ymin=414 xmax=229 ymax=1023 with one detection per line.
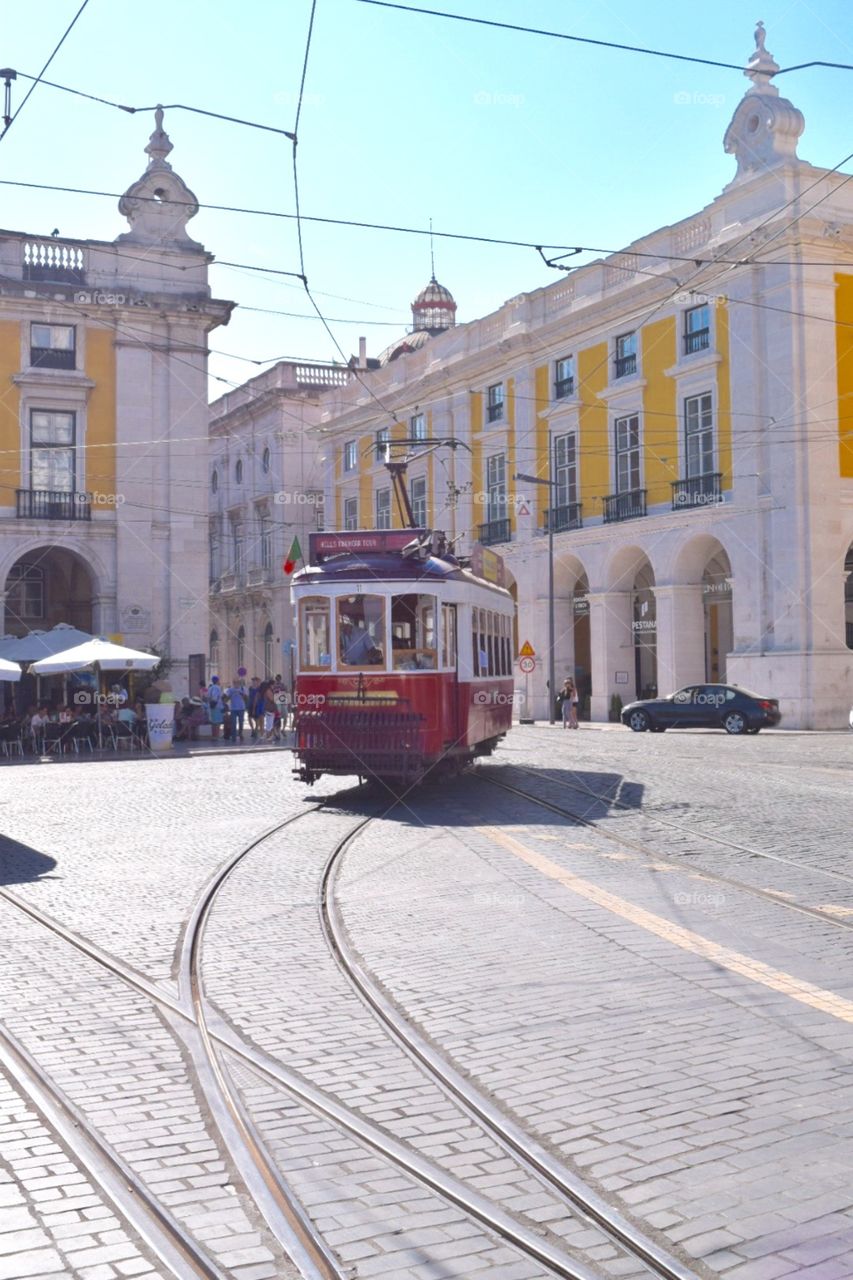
xmin=0 ymin=0 xmax=90 ymax=140
xmin=355 ymin=0 xmax=853 ymax=77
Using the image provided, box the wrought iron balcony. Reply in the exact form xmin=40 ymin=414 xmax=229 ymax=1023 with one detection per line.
xmin=671 ymin=473 xmax=722 ymax=509
xmin=218 ymin=571 xmax=241 ymax=592
xmin=16 ymin=489 xmax=91 ymax=521
xmin=30 ymin=346 xmax=76 ymax=370
xmin=554 ymin=376 xmax=575 ymax=399
xmin=486 ymin=401 xmax=504 ymax=423
xmin=603 ymin=489 xmax=647 ymax=523
xmin=543 ymin=503 xmax=583 ymax=533
xmin=478 ymin=517 xmax=511 ymax=546
xmin=614 ymin=353 xmax=637 ymax=378
xmin=684 ymin=329 xmax=710 ymax=355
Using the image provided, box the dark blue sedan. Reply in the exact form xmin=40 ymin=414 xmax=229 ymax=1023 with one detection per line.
xmin=621 ymin=684 xmax=781 ymax=735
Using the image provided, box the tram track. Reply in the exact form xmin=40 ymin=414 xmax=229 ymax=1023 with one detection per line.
xmin=479 ymin=762 xmax=853 ymax=929
xmin=0 ymin=798 xmax=708 ymax=1280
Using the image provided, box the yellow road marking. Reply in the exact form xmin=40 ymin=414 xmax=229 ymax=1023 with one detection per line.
xmin=480 ymin=826 xmax=853 ymax=1025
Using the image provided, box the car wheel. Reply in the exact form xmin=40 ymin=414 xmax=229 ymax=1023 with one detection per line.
xmin=627 ymin=709 xmax=650 ymax=732
xmin=723 ymin=711 xmax=747 ymax=735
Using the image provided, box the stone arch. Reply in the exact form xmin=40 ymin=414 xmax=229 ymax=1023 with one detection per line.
xmin=601 ymin=541 xmax=658 ymax=593
xmin=2 ymin=543 xmax=104 ymax=638
xmin=671 ymin=533 xmax=733 ymax=682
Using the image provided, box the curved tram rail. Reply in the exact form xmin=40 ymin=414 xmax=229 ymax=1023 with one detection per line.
xmin=0 ymin=799 xmax=708 ymax=1280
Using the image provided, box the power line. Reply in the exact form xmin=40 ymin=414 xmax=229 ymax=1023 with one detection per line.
xmin=1 ymin=0 xmax=91 ymax=140
xmin=356 ymin=0 xmax=853 ymax=78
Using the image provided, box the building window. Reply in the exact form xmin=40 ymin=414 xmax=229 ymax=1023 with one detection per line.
xmin=30 ymin=323 xmax=75 ymax=370
xmin=684 ymin=305 xmax=710 ymax=355
xmin=30 ymin=410 xmax=75 ymax=491
xmin=554 ymin=356 xmax=575 ymax=399
xmin=209 ymin=630 xmax=220 ymax=675
xmin=411 ymin=412 xmax=427 ymax=443
xmin=344 ymin=496 xmax=358 ymax=530
xmin=375 ymin=487 xmax=391 ymax=529
xmin=261 ymin=446 xmax=271 ymax=473
xmin=306 ymin=490 xmax=325 ymax=531
xmin=236 ymin=625 xmax=246 ymax=671
xmin=211 ymin=469 xmax=219 ymax=494
xmin=259 ymin=511 xmax=273 ymax=570
xmin=685 ymin=393 xmax=714 ymax=477
xmin=7 ymin=564 xmax=44 ymax=620
xmin=554 ymin=432 xmax=578 ymax=508
xmin=235 ymin=459 xmax=243 ymax=484
xmin=343 ymin=440 xmax=357 ymax=472
xmin=263 ymin=622 xmax=274 ymax=678
xmin=615 ymin=414 xmax=641 ymax=493
xmin=486 ymin=452 xmax=507 ymax=523
xmin=614 ymin=332 xmax=637 ymax=379
xmin=209 ymin=523 xmax=220 ymax=584
xmin=375 ymin=426 xmax=390 ymax=463
xmin=232 ymin=520 xmax=244 ymax=574
xmin=487 ymin=383 xmax=505 ymax=423
xmin=411 ymin=475 xmax=427 ymax=527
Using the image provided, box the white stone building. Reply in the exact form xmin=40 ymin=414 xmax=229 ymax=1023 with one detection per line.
xmin=310 ymin=26 xmax=853 ymax=729
xmin=208 ymin=359 xmax=350 ymax=685
xmin=0 ymin=110 xmax=233 ymax=697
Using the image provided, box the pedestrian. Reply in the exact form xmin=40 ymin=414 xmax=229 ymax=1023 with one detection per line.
xmin=205 ymin=675 xmax=224 ymax=741
xmin=225 ymin=677 xmax=248 ymax=743
xmin=260 ymin=680 xmax=277 ymax=743
xmin=560 ymin=677 xmax=578 ymax=729
xmin=247 ymin=676 xmax=262 ymax=739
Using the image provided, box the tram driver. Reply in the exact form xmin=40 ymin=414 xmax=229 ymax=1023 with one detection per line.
xmin=340 ymin=615 xmax=382 ymax=665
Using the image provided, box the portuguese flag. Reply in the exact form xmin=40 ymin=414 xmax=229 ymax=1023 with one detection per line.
xmin=283 ymin=536 xmax=303 ymax=576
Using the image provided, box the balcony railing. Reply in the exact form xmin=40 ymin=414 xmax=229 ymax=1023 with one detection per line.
xmin=16 ymin=489 xmax=91 ymax=521
xmin=219 ymin=571 xmax=241 ymax=592
xmin=684 ymin=329 xmax=710 ymax=355
xmin=554 ymin=376 xmax=575 ymax=399
xmin=486 ymin=402 xmax=504 ymax=423
xmin=246 ymin=565 xmax=272 ymax=586
xmin=603 ymin=489 xmax=647 ymax=523
xmin=22 ymin=240 xmax=86 ymax=284
xmin=478 ymin=517 xmax=512 ymax=546
xmin=543 ymin=503 xmax=583 ymax=533
xmin=671 ymin=472 xmax=722 ymax=509
xmin=614 ymin=353 xmax=637 ymax=379
xmin=30 ymin=347 xmax=76 ymax=370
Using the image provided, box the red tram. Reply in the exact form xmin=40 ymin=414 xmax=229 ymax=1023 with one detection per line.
xmin=291 ymin=528 xmax=515 ymax=784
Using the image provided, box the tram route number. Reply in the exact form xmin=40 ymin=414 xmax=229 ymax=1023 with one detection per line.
xmin=519 ymin=655 xmax=536 ymax=674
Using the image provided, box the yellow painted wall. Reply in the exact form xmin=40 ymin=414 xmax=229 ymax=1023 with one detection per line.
xmin=641 ymin=318 xmax=676 ymax=507
xmin=578 ymin=343 xmax=609 ymax=515
xmin=427 ymin=410 xmax=434 ymax=526
xmin=835 ymin=274 xmax=853 ymax=477
xmin=716 ymin=301 xmax=733 ymax=485
xmin=358 ymin=433 xmax=372 ymax=524
xmin=0 ymin=321 xmax=21 ymax=503
xmin=83 ymin=327 xmax=116 ymax=502
xmin=534 ymin=365 xmax=549 ymax=523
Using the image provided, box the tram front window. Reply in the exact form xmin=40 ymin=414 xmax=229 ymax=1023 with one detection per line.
xmin=300 ymin=597 xmax=331 ymax=669
xmin=337 ymin=594 xmax=385 ymax=667
xmin=391 ymin=594 xmax=437 ymax=670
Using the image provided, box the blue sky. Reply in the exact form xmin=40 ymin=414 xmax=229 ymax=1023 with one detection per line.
xmin=2 ymin=0 xmax=852 ymax=398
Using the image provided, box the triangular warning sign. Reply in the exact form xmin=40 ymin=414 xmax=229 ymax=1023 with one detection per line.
xmin=519 ymin=640 xmax=535 ymax=658
xmin=517 ymin=502 xmax=530 ymax=516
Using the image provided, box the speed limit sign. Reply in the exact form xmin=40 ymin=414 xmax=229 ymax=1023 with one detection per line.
xmin=519 ymin=655 xmax=535 ymax=674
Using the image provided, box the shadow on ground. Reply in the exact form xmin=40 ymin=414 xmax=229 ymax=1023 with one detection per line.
xmin=0 ymin=834 xmax=57 ymax=884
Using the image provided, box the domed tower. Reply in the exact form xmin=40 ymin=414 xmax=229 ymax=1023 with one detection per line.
xmin=411 ymin=276 xmax=457 ymax=334
xmin=723 ymin=21 xmax=806 ymax=187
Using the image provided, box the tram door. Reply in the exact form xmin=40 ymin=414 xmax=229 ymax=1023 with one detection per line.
xmin=442 ymin=603 xmax=460 ymax=746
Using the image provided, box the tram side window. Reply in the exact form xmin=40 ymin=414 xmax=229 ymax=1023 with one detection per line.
xmin=502 ymin=615 xmax=510 ymax=675
xmin=300 ymin=598 xmax=331 ymax=669
xmin=337 ymin=594 xmax=385 ymax=667
xmin=472 ymin=608 xmax=486 ymax=676
xmin=487 ymin=612 xmax=496 ymax=677
xmin=441 ymin=605 xmax=456 ymax=668
xmin=390 ymin=594 xmax=437 ymax=669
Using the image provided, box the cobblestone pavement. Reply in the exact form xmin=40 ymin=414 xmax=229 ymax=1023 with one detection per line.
xmin=0 ymin=729 xmax=851 ymax=1278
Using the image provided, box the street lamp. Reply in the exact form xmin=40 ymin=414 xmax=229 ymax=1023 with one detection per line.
xmin=515 ymin=436 xmax=557 ymax=725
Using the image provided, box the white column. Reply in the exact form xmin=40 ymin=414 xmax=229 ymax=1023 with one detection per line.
xmin=654 ymin=584 xmax=706 ymax=692
xmin=589 ymin=589 xmax=633 ymax=721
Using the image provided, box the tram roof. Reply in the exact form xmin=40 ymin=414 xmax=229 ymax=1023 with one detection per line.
xmin=292 ymin=529 xmax=513 ymax=597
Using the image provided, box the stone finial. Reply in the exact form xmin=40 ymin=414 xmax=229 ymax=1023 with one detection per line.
xmin=144 ymin=105 xmax=174 ymax=169
xmin=116 ymin=108 xmax=202 ymax=248
xmin=722 ymin=21 xmax=805 ymax=187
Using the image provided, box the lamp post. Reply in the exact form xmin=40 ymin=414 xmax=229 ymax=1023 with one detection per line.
xmin=515 ymin=434 xmax=557 ymax=724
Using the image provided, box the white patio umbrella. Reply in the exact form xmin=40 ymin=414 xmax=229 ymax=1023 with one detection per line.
xmin=0 ymin=656 xmax=22 ymax=681
xmin=30 ymin=638 xmax=160 ymax=748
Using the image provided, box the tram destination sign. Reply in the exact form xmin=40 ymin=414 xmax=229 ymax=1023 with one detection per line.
xmin=309 ymin=530 xmax=428 ymax=562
